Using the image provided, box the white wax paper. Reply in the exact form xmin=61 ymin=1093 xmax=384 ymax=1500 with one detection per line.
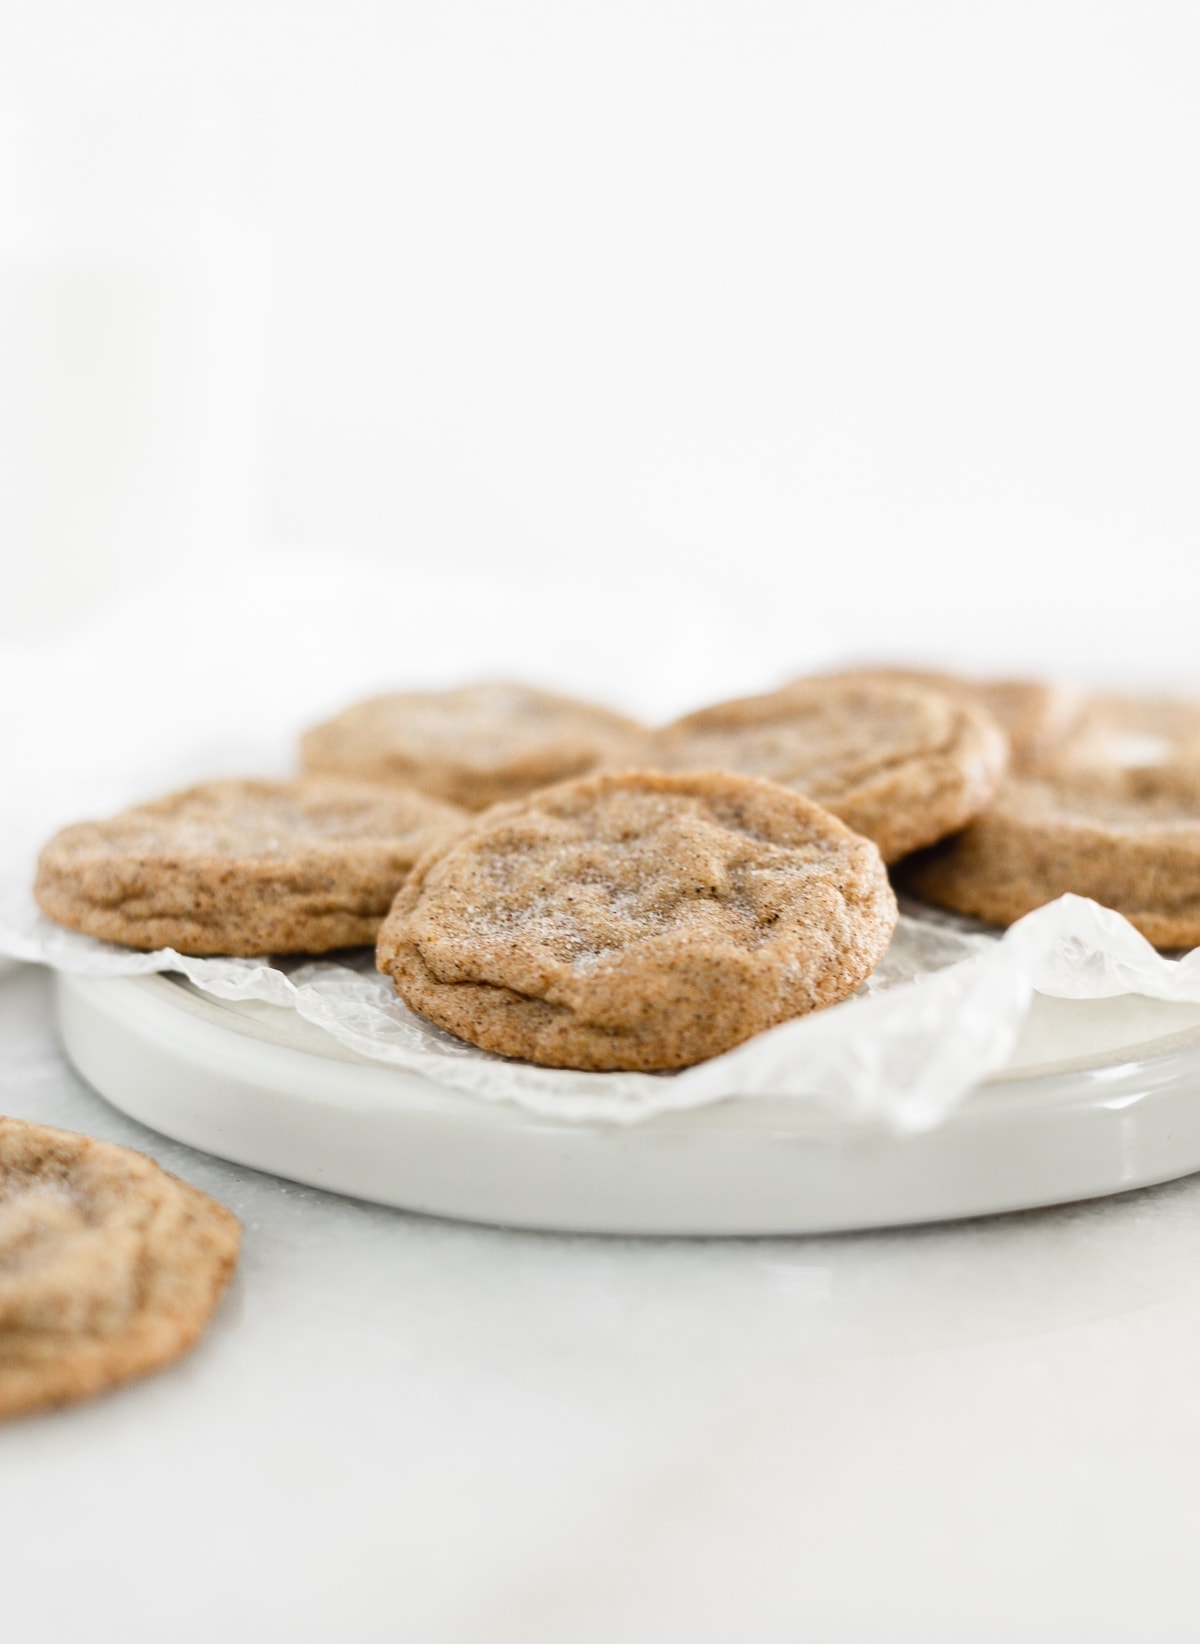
xmin=6 ymin=879 xmax=1200 ymax=1132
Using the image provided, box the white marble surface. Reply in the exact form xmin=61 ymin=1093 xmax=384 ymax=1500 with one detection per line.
xmin=6 ymin=960 xmax=1200 ymax=1642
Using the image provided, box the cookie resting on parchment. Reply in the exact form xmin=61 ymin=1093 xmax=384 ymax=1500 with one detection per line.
xmin=300 ymin=681 xmax=644 ymax=810
xmin=34 ymin=777 xmax=466 ymax=956
xmin=377 ymin=769 xmax=898 ymax=1072
xmin=641 ymin=677 xmax=1008 ymax=864
xmin=902 ymin=693 xmax=1200 ymax=948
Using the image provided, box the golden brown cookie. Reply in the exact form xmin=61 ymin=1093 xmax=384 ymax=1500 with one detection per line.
xmin=902 ymin=693 xmax=1200 ymax=947
xmin=644 ymin=679 xmax=1008 ymax=864
xmin=377 ymin=769 xmax=898 ymax=1071
xmin=35 ymin=777 xmax=466 ymax=956
xmin=300 ymin=682 xmax=644 ymax=810
xmin=815 ymin=666 xmax=1081 ymax=770
xmin=1 ymin=1118 xmax=239 ymax=1420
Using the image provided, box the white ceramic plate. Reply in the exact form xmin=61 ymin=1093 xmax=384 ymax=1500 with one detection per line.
xmin=55 ymin=970 xmax=1200 ymax=1235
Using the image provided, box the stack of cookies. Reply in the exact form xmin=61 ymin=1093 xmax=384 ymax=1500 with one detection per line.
xmin=33 ymin=668 xmax=1200 ymax=1072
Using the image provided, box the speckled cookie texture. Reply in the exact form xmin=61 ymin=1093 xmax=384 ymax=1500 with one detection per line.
xmin=816 ymin=666 xmax=1081 ymax=771
xmin=377 ymin=769 xmax=898 ymax=1071
xmin=0 ymin=1117 xmax=239 ymax=1420
xmin=903 ymin=693 xmax=1200 ymax=948
xmin=644 ymin=678 xmax=1008 ymax=864
xmin=301 ymin=682 xmax=644 ymax=811
xmin=35 ymin=777 xmax=466 ymax=956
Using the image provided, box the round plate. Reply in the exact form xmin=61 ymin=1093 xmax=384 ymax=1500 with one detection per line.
xmin=55 ymin=969 xmax=1200 ymax=1235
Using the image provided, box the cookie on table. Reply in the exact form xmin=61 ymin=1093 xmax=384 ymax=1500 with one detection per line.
xmin=300 ymin=682 xmax=644 ymax=810
xmin=902 ymin=693 xmax=1200 ymax=948
xmin=35 ymin=777 xmax=465 ymax=956
xmin=0 ymin=1117 xmax=239 ymax=1420
xmin=815 ymin=665 xmax=1081 ymax=770
xmin=644 ymin=678 xmax=1008 ymax=864
xmin=377 ymin=769 xmax=897 ymax=1071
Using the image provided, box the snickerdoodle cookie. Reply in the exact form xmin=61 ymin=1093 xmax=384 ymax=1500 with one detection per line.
xmin=301 ymin=682 xmax=643 ymax=810
xmin=644 ymin=679 xmax=1008 ymax=863
xmin=377 ymin=769 xmax=897 ymax=1071
xmin=1 ymin=1118 xmax=239 ymax=1419
xmin=903 ymin=693 xmax=1200 ymax=947
xmin=35 ymin=777 xmax=465 ymax=956
xmin=815 ymin=666 xmax=1081 ymax=770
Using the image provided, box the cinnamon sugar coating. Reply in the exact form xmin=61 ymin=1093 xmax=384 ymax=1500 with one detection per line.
xmin=35 ymin=777 xmax=465 ymax=956
xmin=0 ymin=1118 xmax=239 ymax=1420
xmin=377 ymin=769 xmax=897 ymax=1071
xmin=301 ymin=681 xmax=644 ymax=810
xmin=643 ymin=679 xmax=1007 ymax=863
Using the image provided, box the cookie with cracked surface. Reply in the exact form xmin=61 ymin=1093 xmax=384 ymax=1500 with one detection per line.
xmin=376 ymin=769 xmax=897 ymax=1071
xmin=813 ymin=666 xmax=1081 ymax=771
xmin=643 ymin=679 xmax=1008 ymax=864
xmin=35 ymin=777 xmax=466 ymax=956
xmin=902 ymin=693 xmax=1200 ymax=947
xmin=300 ymin=681 xmax=644 ymax=810
xmin=0 ymin=1117 xmax=239 ymax=1420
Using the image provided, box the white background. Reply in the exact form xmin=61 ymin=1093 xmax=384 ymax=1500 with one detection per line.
xmin=2 ymin=0 xmax=1199 ymax=690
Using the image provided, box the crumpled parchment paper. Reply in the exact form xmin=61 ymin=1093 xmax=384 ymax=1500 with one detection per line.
xmin=6 ymin=879 xmax=1200 ymax=1131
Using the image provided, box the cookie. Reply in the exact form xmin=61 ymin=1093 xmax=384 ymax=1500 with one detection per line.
xmin=300 ymin=682 xmax=644 ymax=810
xmin=35 ymin=777 xmax=465 ymax=956
xmin=1 ymin=1117 xmax=239 ymax=1420
xmin=815 ymin=666 xmax=1081 ymax=770
xmin=644 ymin=679 xmax=1008 ymax=863
xmin=377 ymin=769 xmax=897 ymax=1071
xmin=902 ymin=693 xmax=1200 ymax=946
